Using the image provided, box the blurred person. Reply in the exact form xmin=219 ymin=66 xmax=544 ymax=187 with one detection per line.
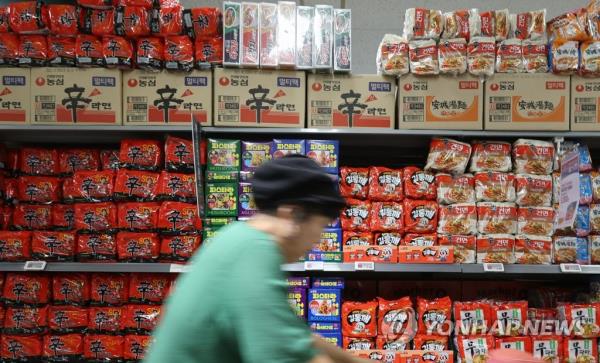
xmin=145 ymin=155 xmax=370 ymax=363
xmin=488 ymin=349 xmax=543 ymax=363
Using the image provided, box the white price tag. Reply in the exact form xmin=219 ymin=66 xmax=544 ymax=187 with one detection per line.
xmin=354 ymin=261 xmax=375 ymax=271
xmin=560 ymin=263 xmax=582 ymax=273
xmin=483 ymin=263 xmax=504 ymax=272
xmin=169 ymin=264 xmax=191 ymax=273
xmin=23 ymin=261 xmax=46 ymax=271
xmin=304 ymin=261 xmax=324 ymax=271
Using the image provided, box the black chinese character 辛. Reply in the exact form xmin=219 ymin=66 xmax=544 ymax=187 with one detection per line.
xmin=194 ymin=15 xmax=209 ymax=30
xmin=79 ymin=41 xmax=95 ymax=57
xmin=21 ymin=41 xmax=34 ymax=57
xmin=138 ymin=40 xmax=153 ymax=57
xmin=62 ymin=84 xmax=92 ymax=123
xmin=246 ymin=85 xmax=276 ymax=124
xmin=106 ymin=39 xmax=121 ymax=57
xmin=153 ymin=85 xmax=183 ymax=123
xmin=338 ymin=90 xmax=367 ymax=127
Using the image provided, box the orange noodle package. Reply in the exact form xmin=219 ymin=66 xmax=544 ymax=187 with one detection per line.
xmin=67 ymin=170 xmax=115 ymax=202
xmin=468 ymin=36 xmax=495 ymax=76
xmin=0 ymin=231 xmax=32 ymax=262
xmin=58 ymin=149 xmax=100 ymax=175
xmin=436 ymin=173 xmax=475 ymax=204
xmin=403 ymin=8 xmax=443 ymax=40
xmin=90 ymin=273 xmax=128 ymax=306
xmin=340 ymin=167 xmax=370 ymax=200
xmin=116 ymin=231 xmax=159 ymax=261
xmin=470 ymin=141 xmax=512 ymax=173
xmin=122 ymin=304 xmax=161 ymax=332
xmin=100 ymin=150 xmax=120 ymax=171
xmin=375 ymin=336 xmax=410 ymax=351
xmin=164 ymin=35 xmax=194 ymax=72
xmin=74 ymin=202 xmax=117 ymax=232
xmin=157 ymin=201 xmax=202 ymax=233
xmin=492 ymin=300 xmax=528 ymax=337
xmin=156 ymin=171 xmax=196 ymax=202
xmin=183 ymin=7 xmax=222 ymax=39
xmin=515 ymin=235 xmax=552 ymax=264
xmin=341 ymin=199 xmax=372 ymax=232
xmin=477 ymin=202 xmax=517 ymax=234
xmin=510 ymin=10 xmax=546 ymax=40
xmin=114 ymin=170 xmax=159 ymax=202
xmin=496 ymin=39 xmax=523 ymax=73
xmin=119 ymin=139 xmax=163 ymax=171
xmin=425 ymin=138 xmax=471 ymax=175
xmin=9 ymin=1 xmax=48 ymax=34
xmin=128 ymin=273 xmax=171 ymax=304
xmin=438 ymin=38 xmax=467 ymax=75
xmin=494 ymin=9 xmax=510 ymax=40
xmin=342 ymin=337 xmax=375 ymax=351
xmin=75 ymin=34 xmax=103 ymax=67
xmin=413 ymin=335 xmax=448 ymax=351
xmin=165 ymin=136 xmax=194 ymax=172
xmin=376 ymin=34 xmax=409 ymax=76
xmin=547 ymin=9 xmax=590 ymax=42
xmin=403 ymin=167 xmax=437 ymax=200
xmin=515 ymin=174 xmax=552 ymax=207
xmin=83 ymin=335 xmax=123 ymax=361
xmin=374 ymin=232 xmax=402 ymax=247
xmin=117 ymin=202 xmax=160 ymax=230
xmin=370 ymin=202 xmax=403 ymax=232
xmin=194 ymin=36 xmax=222 ymax=67
xmin=160 ymin=234 xmax=201 ymax=261
xmin=76 ymin=234 xmax=117 ymax=261
xmin=47 ymin=4 xmax=78 ymax=36
xmin=522 ymin=40 xmax=548 ymax=73
xmin=476 ymin=234 xmax=515 ymax=264
xmin=558 ymin=303 xmax=600 ymax=338
xmin=551 ymin=39 xmax=579 ymax=74
xmin=453 ymin=300 xmax=492 ymax=335
xmin=580 ymin=41 xmax=600 ymax=76
xmin=402 ymin=233 xmax=437 ymax=247
xmin=343 ymin=231 xmax=373 ymax=247
xmin=18 ymin=35 xmax=47 ymax=66
xmin=442 ymin=10 xmax=470 ymax=40
xmin=52 ymin=273 xmax=90 ymax=306
xmin=0 ymin=33 xmax=20 ymax=66
xmin=342 ymin=300 xmax=378 ymax=338
xmin=518 ymin=206 xmax=554 ymax=236
xmin=409 ymin=39 xmax=439 ymax=75
xmin=115 ymin=6 xmax=151 ymax=38
xmin=88 ymin=306 xmax=122 ymax=333
xmin=512 ymin=139 xmax=555 ymax=175
xmin=13 ymin=204 xmax=52 ymax=230
xmin=83 ymin=9 xmax=114 ymax=36
xmin=437 ymin=203 xmax=477 ymax=235
xmin=31 ymin=231 xmax=76 ymax=261
xmin=439 ymin=234 xmax=476 ymax=263
xmin=48 ymin=305 xmax=88 ymax=332
xmin=368 ymin=167 xmax=403 ymax=202
xmin=152 ymin=4 xmax=183 ymax=36
xmin=417 ymin=296 xmax=452 ymax=335
xmin=589 ymin=0 xmax=600 ymax=39
xmin=377 ymin=297 xmax=415 ymax=340
xmin=0 ymin=6 xmax=10 ymax=33
xmin=475 ymin=172 xmax=516 ymax=202
xmin=47 ymin=35 xmax=75 ymax=66
xmin=17 ymin=175 xmax=61 ymax=204
xmin=3 ymin=273 xmax=50 ymax=306
xmin=102 ymin=35 xmax=132 ymax=68
xmin=136 ymin=37 xmax=163 ymax=70
xmin=1 ymin=335 xmax=43 ymax=360
xmin=124 ymin=335 xmax=152 ymax=361
xmin=403 ymin=199 xmax=438 ymax=234
xmin=77 ymin=0 xmax=115 ymax=9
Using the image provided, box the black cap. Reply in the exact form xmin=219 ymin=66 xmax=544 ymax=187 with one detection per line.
xmin=252 ymin=155 xmax=345 ymax=219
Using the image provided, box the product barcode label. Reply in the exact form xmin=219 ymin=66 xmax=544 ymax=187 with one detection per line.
xmin=34 ymin=115 xmax=56 ymax=122
xmin=128 ymin=96 xmax=147 ymax=103
xmin=311 ymin=119 xmax=332 ymax=127
xmin=575 ymin=116 xmax=595 ymax=123
xmin=489 ymin=97 xmax=511 ymax=123
xmin=312 ymin=100 xmax=331 ymax=107
xmin=34 ymin=95 xmax=56 ymax=122
xmin=35 ymin=96 xmax=55 ymax=102
xmin=127 ymin=115 xmax=147 ymax=122
xmin=219 ymin=96 xmax=238 ymax=102
xmin=217 ymin=95 xmax=240 ymax=123
xmin=218 ymin=115 xmax=239 ymax=122
xmin=403 ymin=97 xmax=424 ymax=103
xmin=574 ymin=97 xmax=597 ymax=124
xmin=402 ymin=96 xmax=424 ymax=122
xmin=310 ymin=100 xmax=332 ymax=127
xmin=490 ymin=115 xmax=510 ymax=122
xmin=576 ymin=98 xmax=596 ymax=104
xmin=403 ymin=115 xmax=424 ymax=122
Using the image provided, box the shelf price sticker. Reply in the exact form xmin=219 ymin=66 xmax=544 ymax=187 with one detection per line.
xmin=24 ymin=261 xmax=47 ymax=271
xmin=354 ymin=261 xmax=375 ymax=271
xmin=169 ymin=264 xmax=192 ymax=273
xmin=483 ymin=263 xmax=504 ymax=272
xmin=560 ymin=263 xmax=582 ymax=273
xmin=304 ymin=261 xmax=325 ymax=271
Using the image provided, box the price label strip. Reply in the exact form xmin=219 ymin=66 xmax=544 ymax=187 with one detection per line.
xmin=24 ymin=261 xmax=47 ymax=271
xmin=354 ymin=261 xmax=375 ymax=271
xmin=560 ymin=263 xmax=582 ymax=273
xmin=304 ymin=261 xmax=324 ymax=271
xmin=483 ymin=263 xmax=504 ymax=272
xmin=169 ymin=264 xmax=192 ymax=273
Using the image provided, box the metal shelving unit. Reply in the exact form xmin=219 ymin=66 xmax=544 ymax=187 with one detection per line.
xmin=0 ymin=262 xmax=192 ymax=273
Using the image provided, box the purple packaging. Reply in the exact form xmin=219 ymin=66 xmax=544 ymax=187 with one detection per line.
xmin=272 ymin=139 xmax=306 ymax=158
xmin=312 ymin=277 xmax=344 ymax=289
xmin=287 ymin=288 xmax=306 ymax=319
xmin=577 ymin=237 xmax=590 ymax=264
xmin=309 ymin=322 xmax=341 ymax=333
xmin=241 ymin=141 xmax=273 ymax=171
xmin=312 ymin=228 xmax=342 ymax=253
xmin=306 ymin=140 xmax=339 ymax=174
xmin=307 ymin=288 xmax=341 ymax=322
xmin=287 ymin=276 xmax=310 ymax=288
xmin=317 ymin=332 xmax=342 ymax=347
xmin=238 ymin=182 xmax=256 ymax=217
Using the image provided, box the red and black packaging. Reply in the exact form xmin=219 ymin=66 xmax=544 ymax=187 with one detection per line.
xmin=342 ymin=300 xmax=378 ymax=338
xmin=122 ymin=304 xmax=161 ymax=333
xmin=0 ymin=6 xmax=10 ymax=33
xmin=116 ymin=231 xmax=160 ymax=261
xmin=47 ymin=4 xmax=78 ymax=36
xmin=340 ymin=167 xmax=370 ymax=200
xmin=403 ymin=199 xmax=438 ymax=234
xmin=165 ymin=136 xmax=193 ymax=172
xmin=18 ymin=34 xmax=47 ymax=66
xmin=128 ymin=273 xmax=171 ymax=304
xmin=343 ymin=231 xmax=374 ymax=247
xmin=0 ymin=33 xmax=19 ymax=66
xmin=341 ymin=199 xmax=372 ymax=232
xmin=103 ymin=35 xmax=133 ymax=68
xmin=47 ymin=35 xmax=76 ymax=66
xmin=163 ymin=35 xmax=193 ymax=71
xmin=403 ymin=167 xmax=437 ymax=200
xmin=183 ymin=7 xmax=221 ymax=39
xmin=0 ymin=231 xmax=32 ymax=261
xmin=370 ymin=202 xmax=403 ymax=232
xmin=43 ymin=334 xmax=83 ymax=361
xmin=68 ymin=170 xmax=115 ymax=202
xmin=17 ymin=176 xmax=61 ymax=203
xmin=115 ymin=6 xmax=151 ymax=37
xmin=31 ymin=231 xmax=75 ymax=261
xmin=0 ymin=205 xmax=12 ymax=230
xmin=19 ymin=147 xmax=59 ymax=176
xmin=4 ymin=177 xmax=18 ymax=202
xmin=124 ymin=334 xmax=152 ymax=361
xmin=88 ymin=306 xmax=122 ymax=333
xmin=83 ymin=334 xmax=123 ymax=361
xmin=7 ymin=148 xmax=19 ymax=173
xmin=76 ymin=34 xmax=104 ymax=67
xmin=417 ymin=296 xmax=452 ymax=335
xmin=9 ymin=1 xmax=48 ymax=34
xmin=152 ymin=5 xmax=183 ymax=36
xmin=1 ymin=335 xmax=42 ymax=360
xmin=13 ymin=204 xmax=52 ymax=230
xmin=157 ymin=171 xmax=196 ymax=202
xmin=3 ymin=273 xmax=50 ymax=306
xmin=77 ymin=0 xmax=115 ymax=10
xmin=90 ymin=273 xmax=128 ymax=306
xmin=119 ymin=139 xmax=163 ymax=171
xmin=76 ymin=234 xmax=117 ymax=261
xmin=58 ymin=148 xmax=100 ymax=175
xmin=157 ymin=201 xmax=202 ymax=233
xmin=114 ymin=169 xmax=159 ymax=201
xmin=52 ymin=204 xmax=75 ymax=230
xmin=117 ymin=202 xmax=160 ymax=231
xmin=74 ymin=202 xmax=117 ymax=232
xmin=135 ymin=36 xmax=164 ymax=69
xmin=49 ymin=305 xmax=89 ymax=333
xmin=194 ymin=36 xmax=223 ymax=67
xmin=4 ymin=305 xmax=48 ymax=334
xmin=100 ymin=149 xmax=120 ymax=171
xmin=159 ymin=234 xmax=200 ymax=261
xmin=368 ymin=167 xmax=403 ymax=202
xmin=83 ymin=9 xmax=115 ymax=36
xmin=52 ymin=273 xmax=90 ymax=305
xmin=118 ymin=0 xmax=154 ymax=9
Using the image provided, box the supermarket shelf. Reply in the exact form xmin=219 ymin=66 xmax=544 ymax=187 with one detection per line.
xmin=0 ymin=262 xmax=191 ymax=273
xmin=461 ymin=264 xmax=562 ymax=274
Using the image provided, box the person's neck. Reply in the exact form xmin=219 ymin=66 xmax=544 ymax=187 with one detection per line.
xmin=247 ymin=213 xmax=296 ymax=263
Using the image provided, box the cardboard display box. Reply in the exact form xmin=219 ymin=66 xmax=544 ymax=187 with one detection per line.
xmin=123 ymin=70 xmax=212 ymax=125
xmin=213 ymin=68 xmax=305 ymax=127
xmin=307 ymin=74 xmax=396 ymax=129
xmin=571 ymin=76 xmax=600 ymax=131
xmin=484 ymin=73 xmax=570 ymax=131
xmin=31 ymin=67 xmax=122 ymax=125
xmin=0 ymin=68 xmax=30 ymax=124
xmin=398 ymin=74 xmax=483 ymax=130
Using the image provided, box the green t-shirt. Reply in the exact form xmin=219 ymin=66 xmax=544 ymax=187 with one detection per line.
xmin=144 ymin=222 xmax=317 ymax=363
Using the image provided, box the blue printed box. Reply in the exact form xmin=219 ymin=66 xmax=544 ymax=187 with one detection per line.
xmin=306 ymin=140 xmax=339 ymax=174
xmin=312 ymin=278 xmax=344 ymax=289
xmin=287 ymin=288 xmax=306 ymax=319
xmin=272 ymin=139 xmax=306 ymax=158
xmin=317 ymin=332 xmax=342 ymax=347
xmin=309 ymin=322 xmax=341 ymax=333
xmin=287 ymin=277 xmax=310 ymax=288
xmin=241 ymin=141 xmax=273 ymax=171
xmin=307 ymin=288 xmax=341 ymax=322
xmin=312 ymin=228 xmax=342 ymax=253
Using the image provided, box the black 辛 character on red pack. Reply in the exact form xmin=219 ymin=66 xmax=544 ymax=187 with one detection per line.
xmin=47 ymin=5 xmax=78 ymax=36
xmin=159 ymin=234 xmax=200 ymax=262
xmin=52 ymin=273 xmax=90 ymax=306
xmin=124 ymin=335 xmax=152 ymax=361
xmin=114 ymin=169 xmax=160 ymax=202
xmin=194 ymin=36 xmax=223 ymax=68
xmin=100 ymin=150 xmax=120 ymax=171
xmin=83 ymin=334 xmax=123 ymax=361
xmin=75 ymin=34 xmax=104 ymax=67
xmin=42 ymin=334 xmax=84 ymax=361
xmin=8 ymin=1 xmax=48 ymax=34
xmin=122 ymin=304 xmax=161 ymax=333
xmin=157 ymin=171 xmax=196 ymax=203
xmin=19 ymin=148 xmax=59 ymax=176
xmin=48 ymin=305 xmax=88 ymax=333
xmin=116 ymin=231 xmax=160 ymax=262
xmin=1 ymin=334 xmax=43 ymax=361
xmin=165 ymin=136 xmax=193 ymax=172
xmin=183 ymin=7 xmax=222 ymax=39
xmin=102 ymin=35 xmax=133 ymax=68
xmin=157 ymin=201 xmax=202 ymax=234
xmin=76 ymin=234 xmax=117 ymax=261
xmin=151 ymin=1 xmax=183 ymax=36
xmin=4 ymin=305 xmax=48 ymax=335
xmin=119 ymin=139 xmax=163 ymax=171
xmin=47 ymin=35 xmax=76 ymax=67
xmin=13 ymin=204 xmax=52 ymax=230
xmin=31 ymin=231 xmax=76 ymax=261
xmin=135 ymin=36 xmax=163 ymax=70
xmin=128 ymin=273 xmax=171 ymax=304
xmin=74 ymin=202 xmax=117 ymax=232
xmin=115 ymin=6 xmax=151 ymax=38
xmin=58 ymin=149 xmax=100 ymax=175
xmin=3 ymin=273 xmax=50 ymax=306
xmin=163 ymin=35 xmax=194 ymax=72
xmin=90 ymin=273 xmax=128 ymax=306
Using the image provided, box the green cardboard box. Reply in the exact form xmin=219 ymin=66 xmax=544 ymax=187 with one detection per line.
xmin=206 ymin=182 xmax=238 ymax=217
xmin=207 ymin=139 xmax=241 ymax=171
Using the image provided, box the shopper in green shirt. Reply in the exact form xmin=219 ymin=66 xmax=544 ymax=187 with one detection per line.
xmin=145 ymin=155 xmax=370 ymax=363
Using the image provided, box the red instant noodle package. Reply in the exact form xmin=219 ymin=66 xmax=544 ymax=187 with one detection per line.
xmin=3 ymin=273 xmax=50 ymax=305
xmin=165 ymin=136 xmax=194 ymax=172
xmin=47 ymin=35 xmax=75 ymax=66
xmin=114 ymin=169 xmax=159 ymax=201
xmin=120 ymin=139 xmax=163 ymax=171
xmin=437 ymin=203 xmax=477 ymax=235
xmin=436 ymin=173 xmax=475 ymax=205
xmin=7 ymin=148 xmax=19 ymax=173
xmin=4 ymin=305 xmax=48 ymax=334
xmin=43 ymin=334 xmax=83 ymax=361
xmin=194 ymin=36 xmax=223 ymax=66
xmin=160 ymin=234 xmax=201 ymax=261
xmin=17 ymin=176 xmax=61 ymax=204
xmin=470 ymin=141 xmax=512 ymax=173
xmin=100 ymin=150 xmax=120 ymax=171
xmin=77 ymin=234 xmax=116 ymax=261
xmin=103 ymin=35 xmax=133 ymax=68
xmin=0 ymin=231 xmax=32 ymax=262
xmin=117 ymin=202 xmax=160 ymax=230
xmin=475 ymin=172 xmax=516 ymax=202
xmin=87 ymin=9 xmax=115 ymax=36
xmin=47 ymin=5 xmax=78 ymax=36
xmin=9 ymin=1 xmax=48 ymax=34
xmin=342 ymin=301 xmax=378 ymax=338
xmin=153 ymin=5 xmax=183 ymax=36
xmin=515 ymin=174 xmax=552 ymax=207
xmin=116 ymin=231 xmax=160 ymax=261
xmin=78 ymin=0 xmax=115 ymax=9
xmin=4 ymin=177 xmax=18 ymax=202
xmin=513 ymin=139 xmax=555 ymax=175
xmin=128 ymin=273 xmax=170 ymax=304
xmin=136 ymin=36 xmax=164 ymax=69
xmin=370 ymin=202 xmax=403 ymax=232
xmin=492 ymin=300 xmax=528 ymax=337
xmin=368 ymin=167 xmax=403 ymax=202
xmin=0 ymin=206 xmax=12 ymax=231
xmin=68 ymin=170 xmax=115 ymax=202
xmin=88 ymin=306 xmax=122 ymax=333
xmin=477 ymin=202 xmax=517 ymax=234
xmin=90 ymin=273 xmax=128 ymax=306
xmin=115 ymin=6 xmax=151 ymax=37
xmin=122 ymin=304 xmax=161 ymax=332
xmin=403 ymin=199 xmax=438 ymax=234
xmin=158 ymin=201 xmax=202 ymax=233
xmin=558 ymin=303 xmax=600 ymax=338
xmin=340 ymin=167 xmax=370 ymax=200
xmin=343 ymin=232 xmax=374 ymax=247
xmin=13 ymin=204 xmax=52 ymax=230
xmin=0 ymin=33 xmax=19 ymax=66
xmin=417 ymin=296 xmax=452 ymax=335
xmin=18 ymin=34 xmax=47 ymax=66
xmin=403 ymin=167 xmax=437 ymax=200
xmin=83 ymin=335 xmax=123 ymax=361
xmin=1 ymin=335 xmax=42 ymax=361
xmin=52 ymin=204 xmax=74 ymax=230
xmin=0 ymin=6 xmax=10 ymax=33
xmin=75 ymin=34 xmax=103 ymax=67
xmin=408 ymin=39 xmax=439 ymax=75
xmin=184 ymin=7 xmax=221 ymax=39
xmin=515 ymin=235 xmax=552 ymax=264
xmin=118 ymin=0 xmax=153 ymax=8
xmin=341 ymin=199 xmax=372 ymax=232
xmin=377 ymin=297 xmax=415 ymax=340
xmin=31 ymin=231 xmax=75 ymax=261
xmin=74 ymin=202 xmax=117 ymax=232
xmin=476 ymin=234 xmax=516 ymax=263
xmin=19 ymin=147 xmax=59 ymax=176
xmin=413 ymin=334 xmax=449 ymax=351
xmin=454 ymin=300 xmax=492 ymax=335
xmin=124 ymin=335 xmax=152 ymax=361
xmin=59 ymin=149 xmax=100 ymax=175
xmin=403 ymin=233 xmax=437 ymax=246
xmin=343 ymin=337 xmax=376 ymax=351
xmin=164 ymin=35 xmax=194 ymax=71
xmin=375 ymin=336 xmax=409 ymax=351
xmin=425 ymin=139 xmax=472 ymax=175
xmin=52 ymin=273 xmax=90 ymax=306
xmin=157 ymin=171 xmax=196 ymax=202
xmin=439 ymin=234 xmax=476 ymax=263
